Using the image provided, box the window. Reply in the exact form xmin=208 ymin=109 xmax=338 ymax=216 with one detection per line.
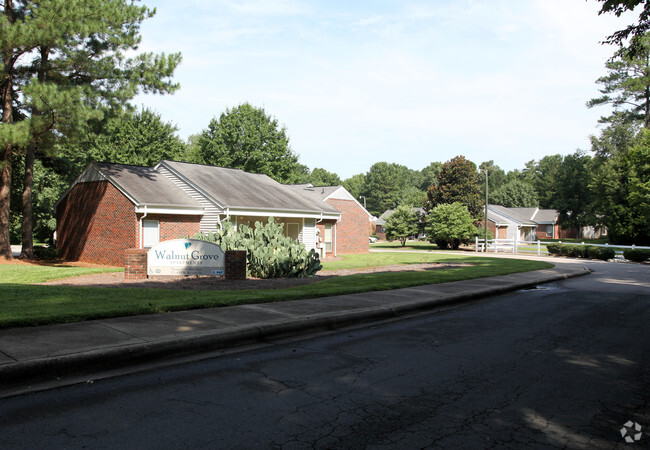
xmin=324 ymin=223 xmax=332 ymax=252
xmin=142 ymin=220 xmax=160 ymax=248
xmin=546 ymin=225 xmax=554 ymax=237
xmin=287 ymin=223 xmax=300 ymax=241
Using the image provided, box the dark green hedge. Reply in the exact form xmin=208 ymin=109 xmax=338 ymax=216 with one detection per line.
xmin=546 ymin=243 xmax=615 ymax=261
xmin=623 ymin=249 xmax=650 ymax=262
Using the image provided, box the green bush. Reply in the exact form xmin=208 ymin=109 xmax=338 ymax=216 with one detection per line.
xmin=586 ymin=246 xmax=615 ymax=261
xmin=624 ymin=248 xmax=650 ymax=262
xmin=546 ymin=243 xmax=562 ymax=255
xmin=565 ymin=244 xmax=588 ymax=258
xmin=426 ymin=203 xmax=477 ymax=250
xmin=550 ymin=243 xmax=616 ymax=260
xmin=33 ymin=245 xmax=58 ymax=259
xmin=195 ymin=218 xmax=322 ymax=278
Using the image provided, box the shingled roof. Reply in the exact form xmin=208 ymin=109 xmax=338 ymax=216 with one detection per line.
xmin=93 ymin=162 xmax=202 ymax=207
xmin=160 ymin=161 xmax=340 ymax=214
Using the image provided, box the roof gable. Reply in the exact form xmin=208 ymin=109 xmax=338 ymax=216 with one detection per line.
xmin=55 ymin=162 xmax=203 ymax=210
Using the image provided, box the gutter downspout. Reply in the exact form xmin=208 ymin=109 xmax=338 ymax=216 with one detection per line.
xmin=139 ymin=205 xmax=148 ymax=249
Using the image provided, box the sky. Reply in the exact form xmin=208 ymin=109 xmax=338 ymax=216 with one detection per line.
xmin=133 ymin=0 xmax=638 ymax=180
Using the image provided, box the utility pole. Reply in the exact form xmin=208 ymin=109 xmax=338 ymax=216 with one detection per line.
xmin=479 ymin=169 xmax=488 ymax=252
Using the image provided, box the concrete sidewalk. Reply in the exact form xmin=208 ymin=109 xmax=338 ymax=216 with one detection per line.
xmin=0 ymin=264 xmax=590 ymax=395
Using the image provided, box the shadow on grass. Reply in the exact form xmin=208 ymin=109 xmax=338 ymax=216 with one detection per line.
xmin=0 ymin=258 xmax=553 ymax=328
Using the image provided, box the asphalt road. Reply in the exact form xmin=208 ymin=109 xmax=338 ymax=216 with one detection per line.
xmin=1 ymin=260 xmax=648 ymax=449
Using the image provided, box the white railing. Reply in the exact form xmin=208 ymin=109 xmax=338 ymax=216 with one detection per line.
xmin=475 ymin=237 xmax=650 ymax=257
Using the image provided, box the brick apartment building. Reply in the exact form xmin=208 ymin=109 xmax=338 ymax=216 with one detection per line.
xmin=55 ymin=161 xmax=373 ymax=266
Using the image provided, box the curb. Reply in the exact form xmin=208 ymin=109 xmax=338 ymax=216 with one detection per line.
xmin=0 ymin=268 xmax=590 ymax=390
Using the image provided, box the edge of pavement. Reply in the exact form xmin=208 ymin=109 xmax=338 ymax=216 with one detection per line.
xmin=0 ymin=264 xmax=590 ymax=396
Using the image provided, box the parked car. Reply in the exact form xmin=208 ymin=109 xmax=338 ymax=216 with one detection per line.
xmin=369 ymin=236 xmax=379 ymax=243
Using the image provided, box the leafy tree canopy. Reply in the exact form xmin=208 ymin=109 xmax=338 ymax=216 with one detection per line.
xmin=342 ymin=173 xmax=366 ymax=201
xmin=490 ymin=179 xmax=539 ymax=208
xmin=361 ymin=162 xmax=412 ymax=216
xmin=478 ymin=160 xmax=508 ymax=194
xmin=627 ymin=129 xmax=650 ymax=245
xmin=195 ymin=103 xmax=303 ymax=183
xmin=306 ymin=168 xmax=342 ymax=186
xmin=553 ymin=152 xmax=597 ymax=237
xmin=425 ymin=202 xmax=477 ymax=250
xmin=521 ymin=155 xmax=562 ymax=209
xmin=426 ymin=155 xmax=482 ymax=217
xmin=419 ymin=161 xmax=442 ymax=191
xmin=398 ymin=186 xmax=427 ymax=208
xmin=87 ymin=107 xmax=186 ymax=166
xmin=1 ymin=0 xmax=181 ymax=258
xmin=384 ymin=205 xmax=419 ymax=247
xmin=597 ymin=0 xmax=650 ymax=49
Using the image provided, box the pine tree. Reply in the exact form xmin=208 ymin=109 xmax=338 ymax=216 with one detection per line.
xmin=0 ymin=0 xmax=181 ymax=259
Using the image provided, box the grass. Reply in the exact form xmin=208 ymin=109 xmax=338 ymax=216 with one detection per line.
xmin=369 ymin=241 xmax=439 ymax=251
xmin=0 ymin=264 xmax=122 ymax=284
xmin=0 ymin=254 xmax=553 ymax=329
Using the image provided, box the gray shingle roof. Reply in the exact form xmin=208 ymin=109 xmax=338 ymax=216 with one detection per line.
xmin=488 ymin=205 xmax=537 ymax=226
xmin=532 ymin=209 xmax=559 ymax=223
xmin=95 ymin=162 xmax=202 ymax=207
xmin=162 ymin=161 xmax=340 ymax=214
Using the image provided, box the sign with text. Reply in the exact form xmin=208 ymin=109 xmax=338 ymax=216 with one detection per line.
xmin=147 ymin=239 xmax=225 ymax=276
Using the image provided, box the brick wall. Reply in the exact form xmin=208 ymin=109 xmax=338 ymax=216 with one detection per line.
xmin=124 ymin=249 xmax=148 ymax=280
xmin=324 ymin=199 xmax=369 ymax=254
xmin=57 ymin=181 xmax=137 ymax=266
xmin=225 ymin=250 xmax=247 ymax=280
xmin=135 ymin=214 xmax=201 ymax=244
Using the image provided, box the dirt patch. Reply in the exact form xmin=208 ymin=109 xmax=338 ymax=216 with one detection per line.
xmin=36 ymin=262 xmax=470 ymax=290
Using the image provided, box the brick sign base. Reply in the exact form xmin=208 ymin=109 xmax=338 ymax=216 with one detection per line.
xmin=124 ymin=248 xmax=246 ymax=281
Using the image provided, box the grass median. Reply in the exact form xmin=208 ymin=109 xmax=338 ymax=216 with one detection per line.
xmin=0 ymin=253 xmax=552 ymax=328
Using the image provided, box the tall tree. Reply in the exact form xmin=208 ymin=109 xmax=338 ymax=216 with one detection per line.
xmin=419 ymin=161 xmax=443 ymax=191
xmin=553 ymin=152 xmax=596 ymax=238
xmin=195 ymin=103 xmax=303 ymax=183
xmin=342 ymin=173 xmax=365 ymax=201
xmin=490 ymin=179 xmax=539 ymax=208
xmin=591 ymin=122 xmax=650 ymax=245
xmin=597 ymin=0 xmax=650 ymax=49
xmin=306 ymin=168 xmax=341 ymax=187
xmin=522 ymin=154 xmax=563 ymax=208
xmin=478 ymin=160 xmax=507 ymax=196
xmin=87 ymin=108 xmax=186 ymax=166
xmin=1 ymin=0 xmax=181 ymax=259
xmin=398 ymin=186 xmax=427 ymax=208
xmin=426 ymin=155 xmax=482 ymax=217
xmin=627 ymin=130 xmax=650 ymax=245
xmin=587 ymin=32 xmax=650 ymax=127
xmin=361 ymin=162 xmax=411 ymax=216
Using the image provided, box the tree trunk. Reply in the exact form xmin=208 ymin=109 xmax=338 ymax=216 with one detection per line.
xmin=0 ymin=0 xmax=15 ymax=260
xmin=20 ymin=46 xmax=49 ymax=260
xmin=19 ymin=145 xmax=35 ymax=259
xmin=0 ymin=143 xmax=12 ymax=260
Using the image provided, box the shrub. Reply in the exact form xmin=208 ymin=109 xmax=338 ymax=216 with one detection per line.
xmin=426 ymin=203 xmax=477 ymax=250
xmin=33 ymin=245 xmax=58 ymax=259
xmin=624 ymin=248 xmax=650 ymax=262
xmin=565 ymin=244 xmax=588 ymax=258
xmin=546 ymin=243 xmax=562 ymax=255
xmin=586 ymin=246 xmax=615 ymax=261
xmin=195 ymin=218 xmax=322 ymax=278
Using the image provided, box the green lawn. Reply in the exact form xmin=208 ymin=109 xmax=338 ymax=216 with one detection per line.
xmin=369 ymin=241 xmax=439 ymax=251
xmin=0 ymin=264 xmax=122 ymax=284
xmin=0 ymin=254 xmax=552 ymax=328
